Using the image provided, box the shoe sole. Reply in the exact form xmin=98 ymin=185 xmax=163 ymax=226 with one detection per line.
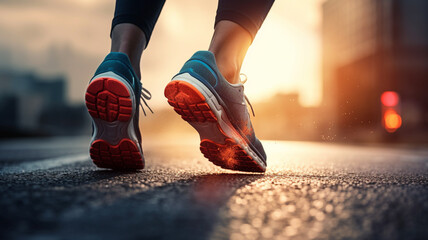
xmin=164 ymin=73 xmax=266 ymax=173
xmin=85 ymin=72 xmax=144 ymax=169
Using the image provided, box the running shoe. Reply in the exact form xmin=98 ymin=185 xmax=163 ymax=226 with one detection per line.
xmin=164 ymin=51 xmax=267 ymax=172
xmin=85 ymin=52 xmax=152 ymax=169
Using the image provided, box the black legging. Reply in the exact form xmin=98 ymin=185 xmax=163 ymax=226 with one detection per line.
xmin=112 ymin=0 xmax=274 ymax=47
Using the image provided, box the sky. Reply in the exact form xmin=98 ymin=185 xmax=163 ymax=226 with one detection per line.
xmin=0 ymin=0 xmax=324 ymax=108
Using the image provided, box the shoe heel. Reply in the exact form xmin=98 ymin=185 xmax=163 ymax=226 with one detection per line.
xmin=85 ymin=77 xmax=133 ymax=122
xmin=164 ymin=80 xmax=217 ymax=123
xmin=90 ymin=139 xmax=144 ymax=169
xmin=86 ymin=76 xmax=144 ymax=170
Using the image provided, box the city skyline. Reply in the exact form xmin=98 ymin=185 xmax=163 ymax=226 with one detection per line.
xmin=0 ymin=0 xmax=324 ymax=108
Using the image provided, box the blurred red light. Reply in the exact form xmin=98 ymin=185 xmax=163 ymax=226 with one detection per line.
xmin=381 ymin=91 xmax=399 ymax=107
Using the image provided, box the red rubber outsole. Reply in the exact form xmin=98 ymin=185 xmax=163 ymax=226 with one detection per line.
xmin=85 ymin=77 xmax=133 ymax=122
xmin=90 ymin=139 xmax=144 ymax=169
xmin=86 ymin=77 xmax=143 ymax=170
xmin=164 ymin=80 xmax=265 ymax=172
xmin=200 ymin=139 xmax=264 ymax=172
xmin=164 ymin=80 xmax=217 ymax=122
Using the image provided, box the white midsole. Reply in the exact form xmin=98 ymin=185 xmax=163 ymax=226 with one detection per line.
xmin=88 ymin=71 xmax=142 ymax=154
xmin=172 ymin=73 xmax=266 ymax=170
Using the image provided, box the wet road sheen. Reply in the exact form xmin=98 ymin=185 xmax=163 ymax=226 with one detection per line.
xmin=0 ymin=137 xmax=427 ymax=240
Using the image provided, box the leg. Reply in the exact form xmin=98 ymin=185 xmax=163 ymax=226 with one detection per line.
xmin=164 ymin=0 xmax=275 ymax=172
xmin=208 ymin=21 xmax=252 ymax=84
xmin=86 ymin=0 xmax=165 ymax=170
xmin=209 ymin=0 xmax=275 ymax=84
xmin=111 ymin=0 xmax=166 ymax=79
xmin=111 ymin=24 xmax=146 ymax=79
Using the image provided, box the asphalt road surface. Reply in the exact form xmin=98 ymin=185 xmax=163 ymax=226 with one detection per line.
xmin=0 ymin=136 xmax=427 ymax=240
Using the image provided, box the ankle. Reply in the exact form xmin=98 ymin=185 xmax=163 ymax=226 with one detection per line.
xmin=208 ymin=21 xmax=251 ymax=84
xmin=214 ymin=55 xmax=241 ymax=84
xmin=111 ymin=23 xmax=146 ymax=79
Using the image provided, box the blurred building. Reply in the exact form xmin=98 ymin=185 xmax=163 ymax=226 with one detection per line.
xmin=0 ymin=70 xmax=90 ymax=137
xmin=322 ymin=0 xmax=428 ymax=142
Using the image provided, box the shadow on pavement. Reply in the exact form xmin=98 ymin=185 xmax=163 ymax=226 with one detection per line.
xmin=56 ymin=172 xmax=265 ymax=240
xmin=0 ymin=167 xmax=266 ymax=240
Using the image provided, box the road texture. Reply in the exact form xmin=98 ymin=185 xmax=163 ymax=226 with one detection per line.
xmin=0 ymin=136 xmax=427 ymax=240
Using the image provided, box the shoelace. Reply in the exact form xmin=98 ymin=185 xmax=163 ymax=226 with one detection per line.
xmin=239 ymin=73 xmax=256 ymax=117
xmin=139 ymin=82 xmax=153 ymax=116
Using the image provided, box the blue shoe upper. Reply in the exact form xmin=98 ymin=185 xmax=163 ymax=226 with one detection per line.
xmin=94 ymin=52 xmax=142 ymax=97
xmin=93 ymin=52 xmax=143 ymax=145
xmin=177 ymin=51 xmax=267 ymax=162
